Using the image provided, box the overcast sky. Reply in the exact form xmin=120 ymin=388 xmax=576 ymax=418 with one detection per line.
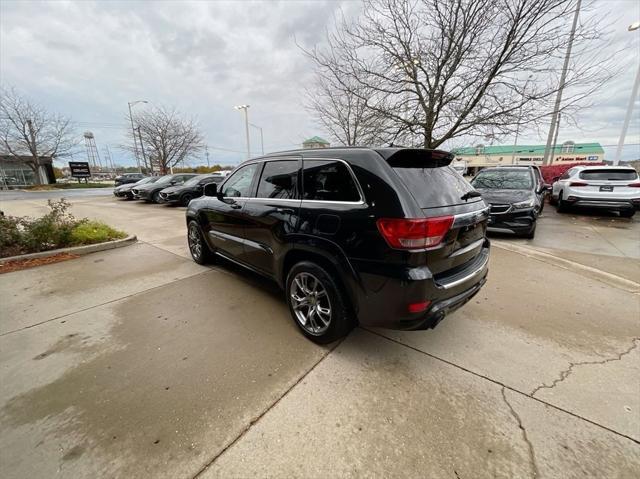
xmin=1 ymin=0 xmax=639 ymax=167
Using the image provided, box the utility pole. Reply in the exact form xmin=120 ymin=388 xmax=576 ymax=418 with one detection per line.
xmin=549 ymin=113 xmax=562 ymax=165
xmin=26 ymin=119 xmax=43 ymax=184
xmin=250 ymin=123 xmax=264 ymax=155
xmin=205 ymin=145 xmax=210 ymax=168
xmin=128 ymin=103 xmax=141 ymax=173
xmin=234 ymin=105 xmax=251 ymax=159
xmin=137 ymin=127 xmax=148 ymax=174
xmin=614 ymin=21 xmax=640 ymax=165
xmin=542 ymin=0 xmax=581 ymax=165
xmin=128 ymin=100 xmax=148 ymax=174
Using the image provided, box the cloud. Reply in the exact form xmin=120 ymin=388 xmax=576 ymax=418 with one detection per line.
xmin=0 ymin=0 xmax=638 ymax=166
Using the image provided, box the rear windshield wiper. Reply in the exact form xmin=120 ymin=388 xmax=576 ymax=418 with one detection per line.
xmin=461 ymin=191 xmax=482 ymax=202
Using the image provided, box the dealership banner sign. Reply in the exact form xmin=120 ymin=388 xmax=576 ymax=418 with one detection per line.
xmin=68 ymin=161 xmax=91 ymax=178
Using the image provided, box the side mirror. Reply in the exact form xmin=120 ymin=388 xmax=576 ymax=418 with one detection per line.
xmin=203 ymin=183 xmax=218 ymax=197
xmin=170 ymin=180 xmax=177 ymax=185
xmin=551 ymin=176 xmax=560 ymax=183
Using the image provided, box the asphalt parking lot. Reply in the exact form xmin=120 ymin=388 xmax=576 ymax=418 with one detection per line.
xmin=1 ymin=191 xmax=639 ymax=478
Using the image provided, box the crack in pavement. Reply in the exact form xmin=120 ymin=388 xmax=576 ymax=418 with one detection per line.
xmin=501 ymin=387 xmax=540 ymax=478
xmin=530 ymin=338 xmax=640 ymax=397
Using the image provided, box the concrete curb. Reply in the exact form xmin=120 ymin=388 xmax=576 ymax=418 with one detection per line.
xmin=492 ymin=240 xmax=640 ymax=294
xmin=0 ymin=235 xmax=137 ymax=264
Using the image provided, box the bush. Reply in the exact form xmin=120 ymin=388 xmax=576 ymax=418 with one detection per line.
xmin=70 ymin=221 xmax=127 ymax=245
xmin=0 ymin=199 xmax=127 ymax=258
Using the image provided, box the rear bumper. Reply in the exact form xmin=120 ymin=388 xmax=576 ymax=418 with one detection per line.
xmin=564 ymin=196 xmax=639 ymax=210
xmin=352 ymin=242 xmax=490 ymax=330
xmin=487 ymin=208 xmax=536 ymax=234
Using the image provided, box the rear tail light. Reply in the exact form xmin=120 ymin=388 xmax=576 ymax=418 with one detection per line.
xmin=569 ymin=181 xmax=588 ymax=187
xmin=376 ymin=216 xmax=454 ymax=250
xmin=628 ymin=183 xmax=640 ymax=188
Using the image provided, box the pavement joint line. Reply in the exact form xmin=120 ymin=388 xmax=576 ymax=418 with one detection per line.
xmin=492 ymin=241 xmax=640 ymax=294
xmin=0 ymin=268 xmax=216 ymax=338
xmin=192 ymin=338 xmax=345 ymax=478
xmin=360 ymin=327 xmax=640 ymax=445
xmin=585 ymin=223 xmax=627 ymax=257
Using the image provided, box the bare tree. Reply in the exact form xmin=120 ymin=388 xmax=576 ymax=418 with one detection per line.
xmin=306 ymin=69 xmax=390 ymax=146
xmin=127 ymin=107 xmax=204 ymax=174
xmin=305 ymin=0 xmax=612 ymax=149
xmin=0 ymin=87 xmax=76 ymax=184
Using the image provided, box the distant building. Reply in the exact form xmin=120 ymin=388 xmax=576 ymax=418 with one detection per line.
xmin=0 ymin=155 xmax=55 ymax=188
xmin=302 ymin=136 xmax=330 ymax=149
xmin=453 ymin=141 xmax=605 ymax=175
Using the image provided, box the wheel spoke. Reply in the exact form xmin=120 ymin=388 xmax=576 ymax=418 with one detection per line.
xmin=289 ymin=272 xmax=332 ymax=336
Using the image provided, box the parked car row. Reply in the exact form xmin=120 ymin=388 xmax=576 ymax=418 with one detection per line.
xmin=468 ymin=164 xmax=638 ymax=238
xmin=113 ymin=173 xmax=226 ymax=206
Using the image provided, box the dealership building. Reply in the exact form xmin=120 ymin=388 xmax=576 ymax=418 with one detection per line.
xmin=453 ymin=141 xmax=605 ymax=175
xmin=0 ymin=155 xmax=56 ymax=188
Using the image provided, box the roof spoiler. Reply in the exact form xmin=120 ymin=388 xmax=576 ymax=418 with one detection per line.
xmin=377 ymin=148 xmax=454 ymax=168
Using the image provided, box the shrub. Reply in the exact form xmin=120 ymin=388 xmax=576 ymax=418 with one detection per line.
xmin=70 ymin=221 xmax=127 ymax=245
xmin=0 ymin=199 xmax=127 ymax=258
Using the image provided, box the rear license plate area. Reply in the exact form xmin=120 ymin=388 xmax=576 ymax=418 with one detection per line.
xmin=600 ymin=185 xmax=613 ymax=192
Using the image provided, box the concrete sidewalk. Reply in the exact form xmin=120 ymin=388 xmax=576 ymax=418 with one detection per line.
xmin=0 ymin=194 xmax=638 ymax=478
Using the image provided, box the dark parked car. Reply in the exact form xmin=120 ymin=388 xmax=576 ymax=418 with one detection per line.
xmin=132 ymin=174 xmax=197 ymax=202
xmin=114 ymin=173 xmax=146 ymax=187
xmin=471 ymin=166 xmax=549 ymax=238
xmin=158 ymin=174 xmax=224 ymax=206
xmin=113 ymin=176 xmax=157 ymax=199
xmin=185 ymin=147 xmax=490 ymax=343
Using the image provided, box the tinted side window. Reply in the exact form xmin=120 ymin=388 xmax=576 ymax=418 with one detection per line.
xmin=221 ymin=164 xmax=258 ymax=197
xmin=302 ymin=160 xmax=360 ymax=202
xmin=257 ymin=161 xmax=299 ymax=199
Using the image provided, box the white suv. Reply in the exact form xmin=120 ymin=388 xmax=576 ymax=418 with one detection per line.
xmin=551 ymin=166 xmax=640 ymax=217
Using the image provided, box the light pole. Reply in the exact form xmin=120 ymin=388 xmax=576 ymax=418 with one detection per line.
xmin=614 ymin=21 xmax=640 ymax=165
xmin=511 ymin=75 xmax=533 ymax=164
xmin=249 ymin=123 xmax=264 ymax=155
xmin=234 ymin=105 xmax=251 ymax=159
xmin=542 ymin=0 xmax=581 ymax=165
xmin=128 ymin=100 xmax=148 ymax=173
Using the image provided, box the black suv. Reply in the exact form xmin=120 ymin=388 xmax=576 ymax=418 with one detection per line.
xmin=471 ymin=166 xmax=549 ymax=239
xmin=159 ymin=174 xmax=224 ymax=206
xmin=114 ymin=173 xmax=146 ymax=187
xmin=186 ymin=148 xmax=490 ymax=343
xmin=132 ymin=174 xmax=198 ymax=202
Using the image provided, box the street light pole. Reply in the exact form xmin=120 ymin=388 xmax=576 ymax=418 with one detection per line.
xmin=127 ymin=100 xmax=148 ymax=173
xmin=614 ymin=21 xmax=640 ymax=166
xmin=542 ymin=0 xmax=581 ymax=166
xmin=234 ymin=105 xmax=251 ymax=159
xmin=250 ymin=123 xmax=264 ymax=155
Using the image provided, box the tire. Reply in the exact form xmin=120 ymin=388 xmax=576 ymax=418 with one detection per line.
xmin=187 ymin=220 xmax=215 ymax=264
xmin=286 ymin=261 xmax=353 ymax=344
xmin=151 ymin=191 xmax=161 ymax=203
xmin=548 ymin=195 xmax=557 ymax=206
xmin=181 ymin=193 xmax=193 ymax=207
xmin=556 ymin=192 xmax=567 ymax=213
xmin=620 ymin=209 xmax=635 ymax=218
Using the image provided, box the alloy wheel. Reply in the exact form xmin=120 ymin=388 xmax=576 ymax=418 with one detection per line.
xmin=289 ymin=272 xmax=332 ymax=335
xmin=188 ymin=224 xmax=203 ymax=260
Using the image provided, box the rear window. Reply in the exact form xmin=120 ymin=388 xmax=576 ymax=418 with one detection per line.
xmin=471 ymin=170 xmax=532 ymax=190
xmin=393 ymin=166 xmax=475 ymax=208
xmin=302 ymin=160 xmax=360 ymax=202
xmin=579 ymin=169 xmax=638 ymax=181
xmin=257 ymin=160 xmax=299 ymax=199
